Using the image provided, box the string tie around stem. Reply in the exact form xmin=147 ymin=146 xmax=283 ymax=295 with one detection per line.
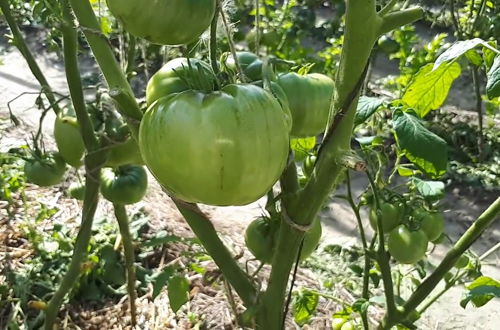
xmin=281 ymin=205 xmax=314 ymax=232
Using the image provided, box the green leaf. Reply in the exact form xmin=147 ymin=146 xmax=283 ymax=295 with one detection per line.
xmin=352 ymin=298 xmax=370 ymax=314
xmin=355 ymin=136 xmax=383 ymax=146
xmin=354 ymin=96 xmax=385 ymax=126
xmin=433 ymin=38 xmax=485 ymax=70
xmin=291 ymin=136 xmax=316 ymax=161
xmin=412 ymin=178 xmax=445 ymax=200
xmin=168 ymin=275 xmax=190 ymax=313
xmin=460 ymin=276 xmax=500 ymax=308
xmin=143 ymin=231 xmax=183 ymax=247
xmin=151 ymin=266 xmax=176 ymax=300
xmin=486 ymin=55 xmax=500 ymax=100
xmin=293 ymin=290 xmax=319 ymax=325
xmin=465 ymin=49 xmax=483 ymax=66
xmin=402 ymin=62 xmax=461 ymax=118
xmin=397 ymin=164 xmax=420 ymax=177
xmin=392 ymin=109 xmax=448 ymax=178
xmin=482 ymin=42 xmax=498 ymax=71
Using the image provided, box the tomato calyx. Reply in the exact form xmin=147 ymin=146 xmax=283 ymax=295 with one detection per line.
xmin=173 ymin=61 xmax=219 ymax=93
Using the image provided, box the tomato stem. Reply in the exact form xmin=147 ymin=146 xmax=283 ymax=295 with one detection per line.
xmin=43 ymin=2 xmax=111 ymax=328
xmin=0 ymin=0 xmax=61 ymax=115
xmin=113 ymin=204 xmax=138 ymax=326
xmin=125 ymin=33 xmax=137 ymax=81
xmin=209 ymin=3 xmax=220 ymax=75
xmin=217 ymin=0 xmax=245 ymax=82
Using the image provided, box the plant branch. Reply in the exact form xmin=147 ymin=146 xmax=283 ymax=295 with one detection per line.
xmin=114 ymin=204 xmax=137 ymax=326
xmin=378 ymin=0 xmax=398 ymax=17
xmin=381 ymin=196 xmax=500 ymax=329
xmin=126 ymin=33 xmax=137 ymax=80
xmin=378 ymin=7 xmax=424 ymax=35
xmin=209 ymin=3 xmax=220 ymax=75
xmin=0 ymin=0 xmax=61 ymax=114
xmin=43 ymin=3 xmax=110 ymax=328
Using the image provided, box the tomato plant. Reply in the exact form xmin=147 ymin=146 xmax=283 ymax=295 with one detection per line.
xmin=100 ymin=165 xmax=148 ymax=205
xmin=106 ymin=0 xmax=216 ymax=46
xmin=303 ymin=154 xmax=317 ymax=177
xmin=105 ymin=137 xmax=144 ymax=168
xmin=139 ymin=83 xmax=290 ymax=206
xmin=368 ymin=202 xmax=401 ymax=233
xmin=24 ymin=152 xmax=66 ymax=187
xmin=454 ymin=255 xmax=470 ymax=269
xmin=387 ymin=225 xmax=429 ymax=264
xmin=222 ymin=51 xmax=276 ymax=82
xmin=276 ymin=72 xmax=334 ymax=138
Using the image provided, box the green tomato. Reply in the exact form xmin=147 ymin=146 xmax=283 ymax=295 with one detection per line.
xmin=340 ymin=321 xmax=356 ymax=330
xmin=245 ymin=28 xmax=281 ymax=51
xmin=222 ymin=51 xmax=276 ymax=82
xmin=388 ymin=225 xmax=429 ymax=264
xmin=303 ymin=155 xmax=317 ymax=177
xmin=139 ymin=83 xmax=290 ymax=206
xmin=415 ymin=210 xmax=445 ymax=242
xmin=68 ymin=181 xmax=86 ymax=200
xmin=277 ymin=72 xmax=335 ymax=138
xmin=298 ymin=173 xmax=309 ymax=187
xmin=378 ymin=35 xmax=400 ymax=54
xmin=245 ymin=216 xmax=322 ymax=264
xmin=146 ymin=57 xmax=216 ymax=106
xmin=106 ymin=0 xmax=216 ymax=46
xmin=24 ymin=152 xmax=66 ymax=187
xmin=431 ymin=232 xmax=446 ymax=244
xmin=368 ymin=202 xmax=400 ymax=233
xmin=53 ymin=105 xmax=85 ymax=168
xmin=253 ymin=80 xmax=293 ymax=132
xmin=100 ymin=165 xmax=148 ymax=205
xmin=105 ymin=137 xmax=145 ymax=168
xmin=454 ymin=255 xmax=470 ymax=269
xmin=332 ymin=318 xmax=348 ymax=330
xmin=244 ymin=217 xmax=277 ymax=264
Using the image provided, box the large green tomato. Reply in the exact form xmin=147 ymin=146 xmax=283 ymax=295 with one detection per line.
xmin=139 ymin=84 xmax=290 ymax=206
xmin=244 ymin=217 xmax=277 ymax=264
xmin=387 ymin=225 xmax=429 ymax=264
xmin=146 ymin=57 xmax=215 ymax=106
xmin=54 ymin=105 xmax=85 ymax=168
xmin=105 ymin=137 xmax=145 ymax=168
xmin=277 ymin=72 xmax=335 ymax=138
xmin=368 ymin=202 xmax=400 ymax=233
xmin=413 ymin=209 xmax=445 ymax=241
xmin=222 ymin=52 xmax=276 ymax=82
xmin=24 ymin=152 xmax=66 ymax=187
xmin=100 ymin=165 xmax=148 ymax=205
xmin=106 ymin=0 xmax=216 ymax=46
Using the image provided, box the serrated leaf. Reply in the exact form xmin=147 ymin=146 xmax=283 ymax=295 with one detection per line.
xmin=433 ymin=38 xmax=485 ymax=71
xmin=151 ymin=266 xmax=176 ymax=300
xmin=402 ymin=63 xmax=461 ymax=118
xmin=460 ymin=276 xmax=500 ymax=309
xmin=168 ymin=275 xmax=190 ymax=313
xmin=354 ymin=96 xmax=385 ymax=126
xmin=293 ymin=290 xmax=319 ymax=325
xmin=465 ymin=49 xmax=483 ymax=66
xmin=393 ymin=109 xmax=448 ymax=178
xmin=412 ymin=178 xmax=445 ymax=200
xmin=486 ymin=55 xmax=500 ymax=100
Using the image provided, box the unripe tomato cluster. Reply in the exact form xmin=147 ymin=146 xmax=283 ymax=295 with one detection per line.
xmin=367 ymin=197 xmax=447 ymax=265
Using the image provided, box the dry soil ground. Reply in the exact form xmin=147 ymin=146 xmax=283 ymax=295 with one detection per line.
xmin=1 ymin=24 xmax=500 ymax=330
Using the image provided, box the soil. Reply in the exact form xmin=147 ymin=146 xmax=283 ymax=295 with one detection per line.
xmin=1 ymin=21 xmax=500 ymax=330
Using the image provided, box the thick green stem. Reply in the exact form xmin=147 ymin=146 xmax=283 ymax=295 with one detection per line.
xmin=67 ymin=0 xmax=142 ymax=126
xmin=126 ymin=33 xmax=137 ymax=80
xmin=381 ymin=197 xmax=500 ymax=329
xmin=209 ymin=4 xmax=220 ymax=75
xmin=0 ymin=0 xmax=61 ymax=114
xmin=69 ymin=0 xmax=255 ymax=309
xmin=257 ymin=2 xmax=423 ymax=329
xmin=43 ymin=2 xmax=109 ymax=328
xmin=170 ymin=196 xmax=257 ymax=305
xmin=114 ymin=204 xmax=137 ymax=326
